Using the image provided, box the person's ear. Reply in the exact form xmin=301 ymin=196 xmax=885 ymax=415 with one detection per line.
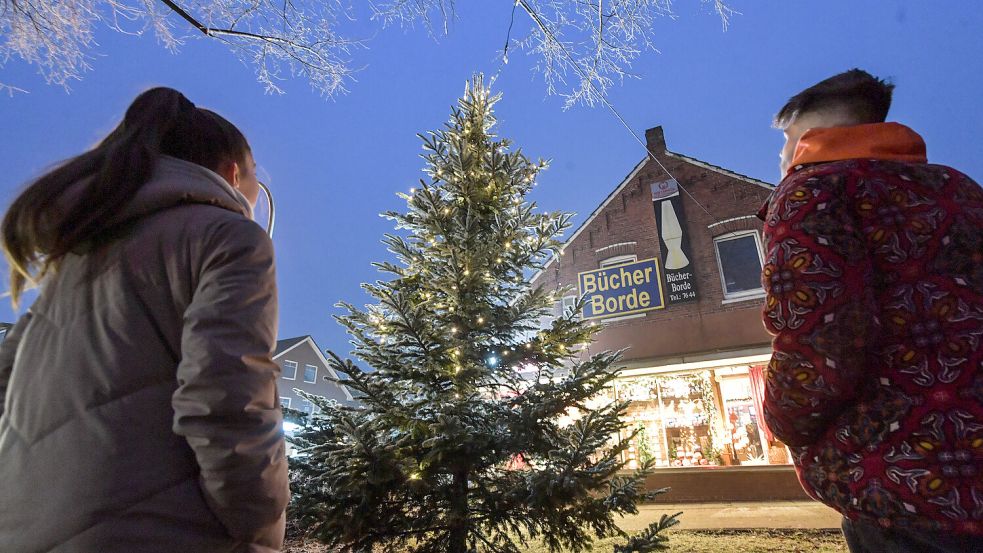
xmin=217 ymin=160 xmax=241 ymax=189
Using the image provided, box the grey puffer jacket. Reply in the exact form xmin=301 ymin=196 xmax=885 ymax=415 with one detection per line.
xmin=0 ymin=156 xmax=289 ymax=552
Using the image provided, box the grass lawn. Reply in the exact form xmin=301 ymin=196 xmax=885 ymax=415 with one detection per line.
xmin=286 ymin=528 xmax=848 ymax=553
xmin=527 ymin=529 xmax=848 ymax=553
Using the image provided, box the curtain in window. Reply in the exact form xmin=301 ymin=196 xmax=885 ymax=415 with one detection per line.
xmin=748 ymin=364 xmax=774 ymax=442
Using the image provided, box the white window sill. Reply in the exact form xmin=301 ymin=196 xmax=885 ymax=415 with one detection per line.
xmin=600 ymin=313 xmax=648 ymax=324
xmin=721 ymin=291 xmax=766 ymax=305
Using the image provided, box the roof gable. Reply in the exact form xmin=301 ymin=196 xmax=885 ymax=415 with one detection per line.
xmin=664 ymin=150 xmax=773 ymax=190
xmin=275 ymin=336 xmax=355 ymax=401
xmin=274 ymin=336 xmax=308 ymax=357
xmin=530 ymin=136 xmax=774 ymax=284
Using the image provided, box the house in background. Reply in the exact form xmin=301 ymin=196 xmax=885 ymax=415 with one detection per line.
xmin=274 ymin=335 xmax=355 ymax=414
xmin=530 ymin=126 xmax=804 ymax=501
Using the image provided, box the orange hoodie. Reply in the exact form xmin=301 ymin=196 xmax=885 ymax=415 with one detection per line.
xmin=788 ymin=122 xmax=927 ymax=175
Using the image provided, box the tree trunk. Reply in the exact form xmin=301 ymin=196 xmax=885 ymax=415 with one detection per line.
xmin=447 ymin=465 xmax=470 ymax=553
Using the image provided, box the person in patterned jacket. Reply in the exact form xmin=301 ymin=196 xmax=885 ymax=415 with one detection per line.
xmin=760 ymin=69 xmax=983 ymax=553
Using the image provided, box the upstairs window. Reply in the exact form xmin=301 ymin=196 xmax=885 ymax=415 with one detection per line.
xmin=282 ymin=360 xmax=298 ymax=380
xmin=713 ymin=231 xmax=764 ymax=300
xmin=304 ymin=364 xmax=318 ymax=383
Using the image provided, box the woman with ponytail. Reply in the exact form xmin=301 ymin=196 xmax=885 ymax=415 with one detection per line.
xmin=0 ymin=88 xmax=288 ymax=552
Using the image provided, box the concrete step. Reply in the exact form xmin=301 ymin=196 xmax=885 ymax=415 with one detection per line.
xmin=618 ymin=501 xmax=843 ymax=531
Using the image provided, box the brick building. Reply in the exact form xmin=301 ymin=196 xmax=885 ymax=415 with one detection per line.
xmin=531 ymin=127 xmax=806 ymax=501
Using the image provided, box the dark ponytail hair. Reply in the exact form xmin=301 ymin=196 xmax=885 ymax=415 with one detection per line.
xmin=1 ymin=87 xmax=250 ymax=307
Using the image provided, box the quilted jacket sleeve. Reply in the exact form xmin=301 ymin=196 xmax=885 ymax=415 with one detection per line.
xmin=171 ymin=217 xmax=288 ymax=549
xmin=0 ymin=312 xmax=33 ymax=418
xmin=760 ymin=170 xmax=878 ymax=447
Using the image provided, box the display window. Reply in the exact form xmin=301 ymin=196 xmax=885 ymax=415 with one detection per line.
xmin=612 ymin=365 xmax=791 ymax=469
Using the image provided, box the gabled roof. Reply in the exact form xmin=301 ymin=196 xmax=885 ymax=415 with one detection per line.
xmin=664 ymin=150 xmax=773 ymax=190
xmin=274 ymin=335 xmax=355 ymax=401
xmin=529 ymin=131 xmax=774 ymax=285
xmin=274 ymin=336 xmax=309 ymax=357
xmin=539 ymin=157 xmax=647 ymax=272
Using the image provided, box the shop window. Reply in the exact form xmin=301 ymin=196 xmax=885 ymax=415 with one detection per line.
xmin=719 ymin=375 xmax=767 ymax=464
xmin=613 ymin=369 xmax=791 ymax=469
xmin=713 ymin=231 xmax=764 ymax=300
xmin=616 ymin=372 xmax=721 ymax=469
xmin=282 ymin=360 xmax=298 ymax=380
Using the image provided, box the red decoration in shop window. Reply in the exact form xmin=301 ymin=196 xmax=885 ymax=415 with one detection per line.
xmin=505 ymin=453 xmax=528 ymax=470
xmin=747 ymin=365 xmax=773 ymax=442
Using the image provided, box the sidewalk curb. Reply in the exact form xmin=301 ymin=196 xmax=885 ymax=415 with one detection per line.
xmin=618 ymin=501 xmax=843 ymax=531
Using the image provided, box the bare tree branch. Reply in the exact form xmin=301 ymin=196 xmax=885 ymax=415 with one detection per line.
xmin=161 ymin=0 xmax=363 ymax=96
xmin=1 ymin=0 xmax=734 ymax=102
xmin=0 ymin=80 xmax=28 ymax=95
xmin=0 ymin=0 xmax=361 ymax=95
xmin=371 ymin=0 xmax=733 ymax=107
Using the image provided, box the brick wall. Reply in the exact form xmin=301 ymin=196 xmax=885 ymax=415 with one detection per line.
xmin=532 ymin=126 xmax=776 ymax=365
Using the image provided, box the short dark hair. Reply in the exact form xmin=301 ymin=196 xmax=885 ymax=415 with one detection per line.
xmin=774 ymin=69 xmax=894 ymax=128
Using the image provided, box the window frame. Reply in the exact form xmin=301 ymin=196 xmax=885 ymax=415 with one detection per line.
xmin=599 ymin=254 xmax=638 ymax=269
xmin=560 ymin=295 xmax=579 ymax=320
xmin=303 ymin=364 xmax=318 ymax=384
xmin=282 ymin=360 xmax=298 ymax=380
xmin=299 ymin=399 xmax=313 ymax=414
xmin=712 ymin=230 xmax=766 ymax=301
xmin=280 ymin=397 xmax=291 ymax=409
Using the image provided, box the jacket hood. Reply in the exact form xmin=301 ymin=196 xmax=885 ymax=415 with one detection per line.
xmin=788 ymin=122 xmax=928 ymax=174
xmin=115 ymin=155 xmax=253 ymax=224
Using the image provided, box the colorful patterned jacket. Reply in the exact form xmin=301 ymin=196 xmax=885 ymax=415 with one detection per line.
xmin=759 ymin=123 xmax=983 ymax=534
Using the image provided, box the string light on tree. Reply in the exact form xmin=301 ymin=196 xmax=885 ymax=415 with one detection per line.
xmin=289 ymin=76 xmax=677 ymax=553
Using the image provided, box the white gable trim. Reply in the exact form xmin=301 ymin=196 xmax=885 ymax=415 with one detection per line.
xmin=275 ymin=337 xmax=355 ymax=401
xmin=272 ymin=339 xmax=307 ymax=360
xmin=664 ymin=151 xmax=774 ymax=190
xmin=707 ymin=215 xmax=760 ymax=229
xmin=529 ymin=158 xmax=647 ymax=285
xmin=529 ymin=148 xmax=773 ymax=286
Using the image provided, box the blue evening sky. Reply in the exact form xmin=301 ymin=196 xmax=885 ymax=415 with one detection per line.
xmin=1 ymin=1 xmax=980 ymax=361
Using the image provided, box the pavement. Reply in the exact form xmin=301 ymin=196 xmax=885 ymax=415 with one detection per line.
xmin=617 ymin=501 xmax=843 ymax=531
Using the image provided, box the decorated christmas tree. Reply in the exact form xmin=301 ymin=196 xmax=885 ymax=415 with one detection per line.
xmin=288 ymin=76 xmax=678 ymax=553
